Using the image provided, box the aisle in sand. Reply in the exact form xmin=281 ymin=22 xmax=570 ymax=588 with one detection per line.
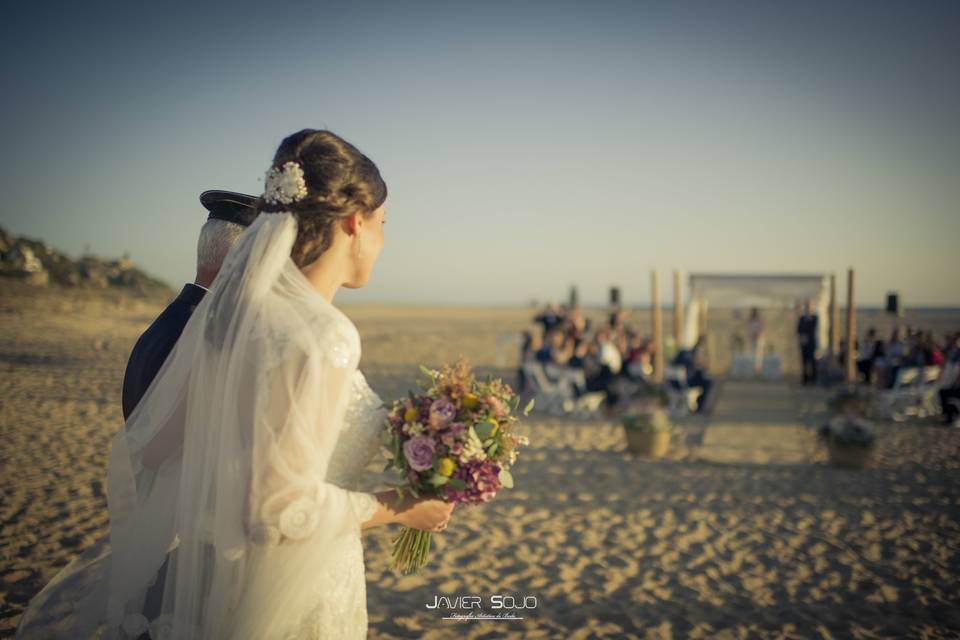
xmin=696 ymin=380 xmax=811 ymax=465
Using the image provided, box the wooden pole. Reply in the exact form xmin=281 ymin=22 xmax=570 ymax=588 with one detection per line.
xmin=845 ymin=268 xmax=856 ymax=384
xmin=829 ymin=273 xmax=839 ymax=357
xmin=673 ymin=270 xmax=684 ymax=348
xmin=651 ymin=270 xmax=664 ymax=383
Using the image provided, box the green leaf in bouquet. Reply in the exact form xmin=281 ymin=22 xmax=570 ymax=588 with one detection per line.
xmin=498 ymin=468 xmax=514 ymax=489
xmin=428 ymin=473 xmax=449 ymax=487
xmin=380 ymin=430 xmax=394 ymax=446
xmin=474 ymin=422 xmax=495 ymax=440
xmin=487 ymin=442 xmax=499 ymax=457
xmin=446 ymin=477 xmax=466 ymax=491
xmin=419 ymin=364 xmax=439 ymax=380
xmin=409 ymin=484 xmax=420 ymax=498
xmin=523 ymin=398 xmax=535 ymax=415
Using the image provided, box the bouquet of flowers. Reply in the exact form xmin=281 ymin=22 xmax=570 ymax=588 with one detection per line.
xmin=380 ymin=356 xmax=532 ymax=574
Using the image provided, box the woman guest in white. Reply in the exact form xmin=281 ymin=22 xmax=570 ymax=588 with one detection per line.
xmin=17 ymin=129 xmax=455 ymax=639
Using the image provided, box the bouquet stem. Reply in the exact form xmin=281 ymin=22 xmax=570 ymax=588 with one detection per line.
xmin=391 ymin=526 xmax=432 ymax=575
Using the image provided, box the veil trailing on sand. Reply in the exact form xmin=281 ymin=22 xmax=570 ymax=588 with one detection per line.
xmin=17 ymin=212 xmax=380 ymax=639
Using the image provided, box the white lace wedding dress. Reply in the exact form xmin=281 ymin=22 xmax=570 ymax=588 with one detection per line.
xmin=16 ymin=213 xmax=391 ymax=640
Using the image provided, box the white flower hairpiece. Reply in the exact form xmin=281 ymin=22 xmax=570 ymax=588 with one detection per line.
xmin=263 ymin=161 xmax=308 ymax=205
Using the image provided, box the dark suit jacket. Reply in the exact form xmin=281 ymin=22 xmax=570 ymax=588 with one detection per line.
xmin=121 ymin=283 xmax=207 ymax=421
xmin=797 ymin=314 xmax=818 ymax=353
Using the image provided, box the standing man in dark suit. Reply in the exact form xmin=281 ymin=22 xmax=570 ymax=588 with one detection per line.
xmin=797 ymin=299 xmax=819 ymax=386
xmin=119 ymin=191 xmax=257 ymax=633
xmin=121 ymin=191 xmax=258 ymax=420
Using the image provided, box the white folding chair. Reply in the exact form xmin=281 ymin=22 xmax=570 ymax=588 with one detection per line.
xmin=872 ymin=366 xmax=939 ymax=422
xmin=522 ymin=361 xmax=574 ymax=415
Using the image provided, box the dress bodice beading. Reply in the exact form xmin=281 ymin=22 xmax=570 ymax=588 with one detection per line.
xmin=326 ymin=369 xmax=388 ymax=489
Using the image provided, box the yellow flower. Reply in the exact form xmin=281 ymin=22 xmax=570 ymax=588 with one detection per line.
xmin=404 ymin=407 xmax=418 ymax=422
xmin=437 ymin=457 xmax=457 ymax=476
xmin=463 ymin=393 xmax=479 ymax=409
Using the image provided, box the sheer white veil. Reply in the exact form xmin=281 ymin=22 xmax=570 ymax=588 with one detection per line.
xmin=18 ymin=211 xmax=379 ymax=639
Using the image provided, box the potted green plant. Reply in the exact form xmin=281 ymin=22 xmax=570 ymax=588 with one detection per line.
xmin=621 ymin=386 xmax=672 ymax=457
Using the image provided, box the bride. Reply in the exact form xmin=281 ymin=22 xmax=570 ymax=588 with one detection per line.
xmin=16 ymin=129 xmax=455 ymax=639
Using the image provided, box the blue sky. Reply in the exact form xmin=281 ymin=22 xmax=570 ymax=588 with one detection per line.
xmin=2 ymin=0 xmax=958 ymax=306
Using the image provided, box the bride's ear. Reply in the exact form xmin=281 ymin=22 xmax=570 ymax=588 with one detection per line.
xmin=342 ymin=212 xmax=361 ymax=237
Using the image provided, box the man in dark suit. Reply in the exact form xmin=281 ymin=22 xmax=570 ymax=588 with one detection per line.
xmin=121 ymin=191 xmax=258 ymax=420
xmin=671 ymin=337 xmax=713 ymax=412
xmin=797 ymin=300 xmax=819 ymax=386
xmin=120 ymin=190 xmax=256 ymax=633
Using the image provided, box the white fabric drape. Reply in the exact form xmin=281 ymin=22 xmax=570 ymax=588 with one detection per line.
xmin=17 ymin=212 xmax=380 ymax=639
xmin=683 ymin=273 xmax=830 ymax=355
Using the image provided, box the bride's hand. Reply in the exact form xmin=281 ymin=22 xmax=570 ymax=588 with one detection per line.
xmin=395 ymin=496 xmax=455 ymax=533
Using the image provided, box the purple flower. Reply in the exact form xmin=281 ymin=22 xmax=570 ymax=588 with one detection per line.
xmin=402 ymin=435 xmax=436 ymax=471
xmin=429 ymin=399 xmax=456 ymax=428
xmin=443 ymin=459 xmax=502 ymax=506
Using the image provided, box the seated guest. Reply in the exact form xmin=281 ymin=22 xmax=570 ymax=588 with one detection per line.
xmin=517 ymin=329 xmax=540 ymax=393
xmin=939 ymin=339 xmax=960 ymax=425
xmin=947 ymin=332 xmax=960 ymax=364
xmin=584 ymin=329 xmax=623 ymax=409
xmin=536 ymin=327 xmax=573 ymax=367
xmin=564 ymin=305 xmax=588 ymax=345
xmin=906 ymin=330 xmax=928 ymax=367
xmin=624 ymin=334 xmax=652 ymax=381
xmin=534 ymin=302 xmax=565 ymax=335
xmin=567 ymin=338 xmax=590 ymax=370
xmin=613 ymin=328 xmax=629 ymax=363
xmin=872 ymin=342 xmax=891 ymax=389
xmin=857 ymin=328 xmax=879 ymax=385
xmin=597 ymin=328 xmax=623 ymax=376
xmin=672 ymin=338 xmax=713 ymax=413
xmin=886 ymin=328 xmax=906 ymax=386
xmin=535 ymin=328 xmax=585 ymax=396
xmin=922 ymin=331 xmax=944 ymax=366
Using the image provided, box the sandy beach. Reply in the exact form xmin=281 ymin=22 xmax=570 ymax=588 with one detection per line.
xmin=2 ymin=280 xmax=959 ymax=638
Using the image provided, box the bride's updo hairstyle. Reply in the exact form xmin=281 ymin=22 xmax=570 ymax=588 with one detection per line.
xmin=258 ymin=129 xmax=387 ymax=268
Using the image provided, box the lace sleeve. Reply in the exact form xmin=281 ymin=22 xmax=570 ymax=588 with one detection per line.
xmin=242 ymin=323 xmax=380 ymax=547
xmin=350 ymin=371 xmax=389 ymax=471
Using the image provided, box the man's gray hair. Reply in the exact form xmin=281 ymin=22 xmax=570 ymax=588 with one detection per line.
xmin=196 ymin=219 xmax=245 ymax=274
